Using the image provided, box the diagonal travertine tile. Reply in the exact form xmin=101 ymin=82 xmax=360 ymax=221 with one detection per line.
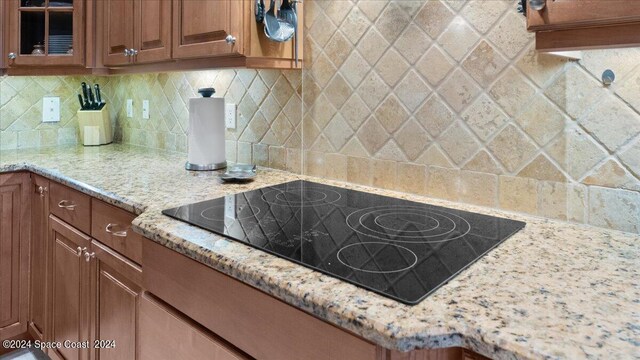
xmin=439 ymin=69 xmax=481 ymax=113
xmin=583 ymin=159 xmax=640 ymax=192
xmin=416 ymin=46 xmax=455 ymax=86
xmin=517 ymin=154 xmax=567 ymax=182
xmin=488 ymin=124 xmax=537 ymax=172
xmin=490 ymin=67 xmax=536 ymax=117
xmin=375 ymin=2 xmax=412 ymax=42
xmin=487 ymin=12 xmax=533 ymax=59
xmin=341 ymin=7 xmax=371 ymax=44
xmin=545 ymin=65 xmax=605 ymax=120
xmin=394 ymin=24 xmax=432 ymax=65
xmin=375 ymin=95 xmax=410 ymax=134
xmin=578 ymin=95 xmax=640 ymax=152
xmin=464 ymin=150 xmax=503 ymax=174
xmin=414 ymin=0 xmax=455 ymax=39
xmin=516 ymin=94 xmax=567 ymax=147
xmin=395 ymin=119 xmax=429 ymax=161
xmin=462 ymin=94 xmax=508 ymax=141
xmin=460 ymin=0 xmax=510 ymax=34
xmin=375 ymin=49 xmax=410 ymax=87
xmin=394 ymin=70 xmax=431 ymax=112
xmin=438 ymin=121 xmax=480 ymax=165
xmin=324 ymin=113 xmax=354 ymax=151
xmin=462 ymin=40 xmax=509 ymax=87
xmin=546 ymin=128 xmax=608 ymax=180
xmin=416 ymin=95 xmax=457 ymax=137
xmin=357 ymin=116 xmax=389 ymax=155
xmin=437 ymin=17 xmax=480 ymax=61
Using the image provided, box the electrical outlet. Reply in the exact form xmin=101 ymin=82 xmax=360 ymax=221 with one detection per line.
xmin=126 ymin=99 xmax=133 ymax=118
xmin=225 ymin=103 xmax=236 ymax=129
xmin=42 ymin=97 xmax=60 ymax=123
xmin=142 ymin=100 xmax=150 ymax=119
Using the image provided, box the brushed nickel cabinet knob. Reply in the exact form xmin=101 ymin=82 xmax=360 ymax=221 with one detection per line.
xmin=225 ymin=35 xmax=236 ymax=45
xmin=8 ymin=52 xmax=16 ymax=60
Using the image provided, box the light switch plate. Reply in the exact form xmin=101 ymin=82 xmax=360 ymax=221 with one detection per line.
xmin=225 ymin=103 xmax=236 ymax=129
xmin=142 ymin=100 xmax=150 ymax=119
xmin=126 ymin=99 xmax=133 ymax=118
xmin=42 ymin=97 xmax=60 ymax=123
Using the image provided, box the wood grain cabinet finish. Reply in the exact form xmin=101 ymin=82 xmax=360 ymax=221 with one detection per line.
xmin=89 ymin=240 xmax=142 ymax=360
xmin=49 ymin=182 xmax=91 ymax=235
xmin=102 ymin=0 xmax=135 ymax=66
xmin=91 ymin=199 xmax=143 ymax=265
xmin=28 ymin=175 xmax=49 ymax=342
xmin=172 ymin=0 xmax=243 ymax=59
xmin=48 ymin=215 xmax=91 ymax=360
xmin=0 ymin=173 xmax=30 ymax=341
xmin=4 ymin=0 xmax=86 ymax=67
xmin=139 ymin=293 xmax=250 ymax=360
xmin=527 ymin=0 xmax=640 ymax=51
xmin=102 ymin=0 xmax=171 ymax=66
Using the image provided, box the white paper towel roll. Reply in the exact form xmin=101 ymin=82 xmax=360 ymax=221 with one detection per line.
xmin=187 ymin=97 xmax=226 ymax=168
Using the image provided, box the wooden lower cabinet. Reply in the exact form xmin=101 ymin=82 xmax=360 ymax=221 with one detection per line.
xmin=0 ymin=173 xmax=30 ymax=341
xmin=90 ymin=240 xmax=142 ymax=360
xmin=48 ymin=216 xmax=91 ymax=360
xmin=139 ymin=293 xmax=249 ymax=360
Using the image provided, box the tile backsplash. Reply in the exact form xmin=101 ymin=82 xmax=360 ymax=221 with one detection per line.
xmin=1 ymin=0 xmax=639 ymax=234
xmin=302 ymin=0 xmax=640 ymax=233
xmin=0 ymin=69 xmax=303 ymax=173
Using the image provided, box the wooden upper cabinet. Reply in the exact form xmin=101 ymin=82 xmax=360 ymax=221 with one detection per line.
xmin=103 ymin=0 xmax=134 ymax=66
xmin=135 ymin=0 xmax=172 ymax=64
xmin=103 ymin=0 xmax=171 ymax=66
xmin=527 ymin=0 xmax=640 ymax=51
xmin=5 ymin=0 xmax=85 ymax=67
xmin=0 ymin=173 xmax=30 ymax=341
xmin=172 ymin=0 xmax=243 ymax=59
xmin=527 ymin=0 xmax=640 ymax=31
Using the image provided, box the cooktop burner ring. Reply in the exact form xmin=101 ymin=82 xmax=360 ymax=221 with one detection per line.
xmin=346 ymin=206 xmax=471 ymax=243
xmin=200 ymin=205 xmax=261 ymax=221
xmin=336 ymin=242 xmax=418 ymax=274
xmin=374 ymin=212 xmax=441 ymax=233
xmin=261 ymin=186 xmax=342 ymax=207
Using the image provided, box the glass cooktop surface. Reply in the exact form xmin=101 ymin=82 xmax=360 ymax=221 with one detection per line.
xmin=162 ymin=180 xmax=525 ymax=304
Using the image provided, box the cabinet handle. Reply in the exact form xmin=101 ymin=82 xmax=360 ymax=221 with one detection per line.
xmin=130 ymin=48 xmax=138 ymax=56
xmin=124 ymin=49 xmax=131 ymax=57
xmin=8 ymin=52 xmax=16 ymax=60
xmin=76 ymin=246 xmax=87 ymax=257
xmin=36 ymin=185 xmax=47 ymax=196
xmin=105 ymin=223 xmax=128 ymax=238
xmin=83 ymin=250 xmax=96 ymax=263
xmin=58 ymin=200 xmax=77 ymax=210
xmin=529 ymin=0 xmax=545 ymax=11
xmin=225 ymin=35 xmax=236 ymax=45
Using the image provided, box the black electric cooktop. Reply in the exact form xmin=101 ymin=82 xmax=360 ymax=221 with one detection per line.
xmin=162 ymin=180 xmax=525 ymax=305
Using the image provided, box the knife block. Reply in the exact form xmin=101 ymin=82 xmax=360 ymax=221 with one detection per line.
xmin=77 ymin=105 xmax=113 ymax=146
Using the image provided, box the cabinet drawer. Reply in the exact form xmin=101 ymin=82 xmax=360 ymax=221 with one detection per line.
xmin=139 ymin=293 xmax=250 ymax=360
xmin=50 ymin=182 xmax=91 ymax=234
xmin=91 ymin=199 xmax=143 ymax=264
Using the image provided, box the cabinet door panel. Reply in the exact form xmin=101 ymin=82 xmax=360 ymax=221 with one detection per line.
xmin=135 ymin=0 xmax=172 ymax=64
xmin=103 ymin=0 xmax=135 ymax=66
xmin=49 ymin=216 xmax=90 ymax=360
xmin=29 ymin=175 xmax=50 ymax=341
xmin=91 ymin=240 xmax=142 ymax=360
xmin=528 ymin=0 xmax=640 ymax=30
xmin=172 ymin=0 xmax=242 ymax=59
xmin=6 ymin=0 xmax=85 ymax=67
xmin=0 ymin=173 xmax=30 ymax=340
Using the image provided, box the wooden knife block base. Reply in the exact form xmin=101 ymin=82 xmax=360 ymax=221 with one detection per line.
xmin=78 ymin=105 xmax=113 ymax=146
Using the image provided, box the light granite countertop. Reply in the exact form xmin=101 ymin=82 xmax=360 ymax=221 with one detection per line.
xmin=1 ymin=144 xmax=638 ymax=360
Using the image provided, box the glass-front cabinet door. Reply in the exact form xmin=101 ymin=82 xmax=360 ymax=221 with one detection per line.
xmin=6 ymin=0 xmax=84 ymax=66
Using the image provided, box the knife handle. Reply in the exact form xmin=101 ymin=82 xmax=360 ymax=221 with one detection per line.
xmin=78 ymin=94 xmax=85 ymax=110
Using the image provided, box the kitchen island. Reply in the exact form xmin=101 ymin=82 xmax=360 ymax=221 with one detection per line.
xmin=1 ymin=144 xmax=638 ymax=360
